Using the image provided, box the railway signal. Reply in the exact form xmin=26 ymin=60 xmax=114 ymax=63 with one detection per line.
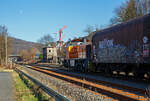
xmin=54 ymin=26 xmax=67 ymax=64
xmin=59 ymin=25 xmax=67 ymax=42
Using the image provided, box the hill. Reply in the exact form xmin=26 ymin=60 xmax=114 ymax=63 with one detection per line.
xmin=10 ymin=37 xmax=42 ymax=55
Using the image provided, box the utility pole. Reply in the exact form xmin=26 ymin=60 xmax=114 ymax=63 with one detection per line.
xmin=53 ymin=33 xmax=58 ymax=64
xmin=5 ymin=34 xmax=7 ymax=66
xmin=56 ymin=44 xmax=58 ymax=64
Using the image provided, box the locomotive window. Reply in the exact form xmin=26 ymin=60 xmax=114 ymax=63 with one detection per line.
xmin=143 ymin=44 xmax=149 ymax=50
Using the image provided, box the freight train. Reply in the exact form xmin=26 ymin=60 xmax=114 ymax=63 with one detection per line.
xmin=63 ymin=14 xmax=150 ymax=78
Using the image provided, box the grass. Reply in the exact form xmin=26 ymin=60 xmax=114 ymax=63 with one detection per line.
xmin=0 ymin=66 xmax=5 ymax=71
xmin=12 ymin=70 xmax=54 ymax=101
xmin=0 ymin=65 xmax=14 ymax=72
xmin=12 ymin=71 xmax=38 ymax=101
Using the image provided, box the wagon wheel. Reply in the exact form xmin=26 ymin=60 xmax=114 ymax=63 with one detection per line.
xmin=146 ymin=72 xmax=150 ymax=80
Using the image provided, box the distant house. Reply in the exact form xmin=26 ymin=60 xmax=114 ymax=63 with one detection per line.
xmin=43 ymin=46 xmax=57 ymax=63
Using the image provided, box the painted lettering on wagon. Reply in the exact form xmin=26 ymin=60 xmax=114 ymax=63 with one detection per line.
xmin=99 ymin=39 xmax=114 ymax=49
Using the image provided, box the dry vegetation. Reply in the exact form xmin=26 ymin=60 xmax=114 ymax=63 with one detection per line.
xmin=12 ymin=70 xmax=53 ymax=101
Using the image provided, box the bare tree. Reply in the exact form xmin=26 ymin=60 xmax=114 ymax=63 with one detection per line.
xmin=28 ymin=47 xmax=40 ymax=60
xmin=110 ymin=0 xmax=148 ymax=25
xmin=19 ymin=49 xmax=30 ymax=61
xmin=0 ymin=25 xmax=11 ymax=66
xmin=95 ymin=25 xmax=101 ymax=32
xmin=84 ymin=25 xmax=106 ymax=41
xmin=84 ymin=25 xmax=94 ymax=35
xmin=19 ymin=47 xmax=40 ymax=61
xmin=37 ymin=34 xmax=54 ymax=46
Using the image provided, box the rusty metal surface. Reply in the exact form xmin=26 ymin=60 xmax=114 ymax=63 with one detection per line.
xmin=66 ymin=44 xmax=89 ymax=59
xmin=92 ymin=14 xmax=150 ymax=63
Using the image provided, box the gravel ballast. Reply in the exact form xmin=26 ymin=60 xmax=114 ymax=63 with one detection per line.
xmin=21 ymin=66 xmax=116 ymax=101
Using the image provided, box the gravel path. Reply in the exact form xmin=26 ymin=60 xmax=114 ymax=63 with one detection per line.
xmin=0 ymin=72 xmax=13 ymax=101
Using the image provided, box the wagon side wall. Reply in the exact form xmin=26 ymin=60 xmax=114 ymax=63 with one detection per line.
xmin=92 ymin=16 xmax=147 ymax=64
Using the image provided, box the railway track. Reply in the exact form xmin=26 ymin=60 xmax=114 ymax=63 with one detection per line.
xmin=32 ymin=63 xmax=150 ymax=88
xmin=31 ymin=63 xmax=150 ymax=81
xmin=31 ymin=64 xmax=146 ymax=94
xmin=25 ymin=64 xmax=149 ymax=101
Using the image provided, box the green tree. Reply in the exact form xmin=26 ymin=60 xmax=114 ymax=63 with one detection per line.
xmin=39 ymin=54 xmax=43 ymax=60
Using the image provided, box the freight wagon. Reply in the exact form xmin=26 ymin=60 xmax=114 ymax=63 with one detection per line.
xmin=92 ymin=14 xmax=150 ymax=78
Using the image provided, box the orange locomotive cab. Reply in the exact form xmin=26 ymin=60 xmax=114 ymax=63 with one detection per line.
xmin=63 ymin=38 xmax=91 ymax=71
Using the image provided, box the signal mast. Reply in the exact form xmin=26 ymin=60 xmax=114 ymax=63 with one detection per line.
xmin=55 ymin=26 xmax=67 ymax=64
xmin=59 ymin=25 xmax=67 ymax=46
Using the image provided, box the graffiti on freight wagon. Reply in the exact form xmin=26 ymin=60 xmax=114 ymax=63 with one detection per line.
xmin=99 ymin=39 xmax=114 ymax=49
xmin=98 ymin=39 xmax=143 ymax=63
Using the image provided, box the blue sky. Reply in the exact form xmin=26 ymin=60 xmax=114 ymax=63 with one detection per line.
xmin=0 ymin=0 xmax=123 ymax=42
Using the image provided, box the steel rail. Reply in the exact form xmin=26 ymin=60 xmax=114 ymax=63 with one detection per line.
xmin=32 ymin=65 xmax=146 ymax=95
xmin=25 ymin=65 xmax=149 ymax=101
